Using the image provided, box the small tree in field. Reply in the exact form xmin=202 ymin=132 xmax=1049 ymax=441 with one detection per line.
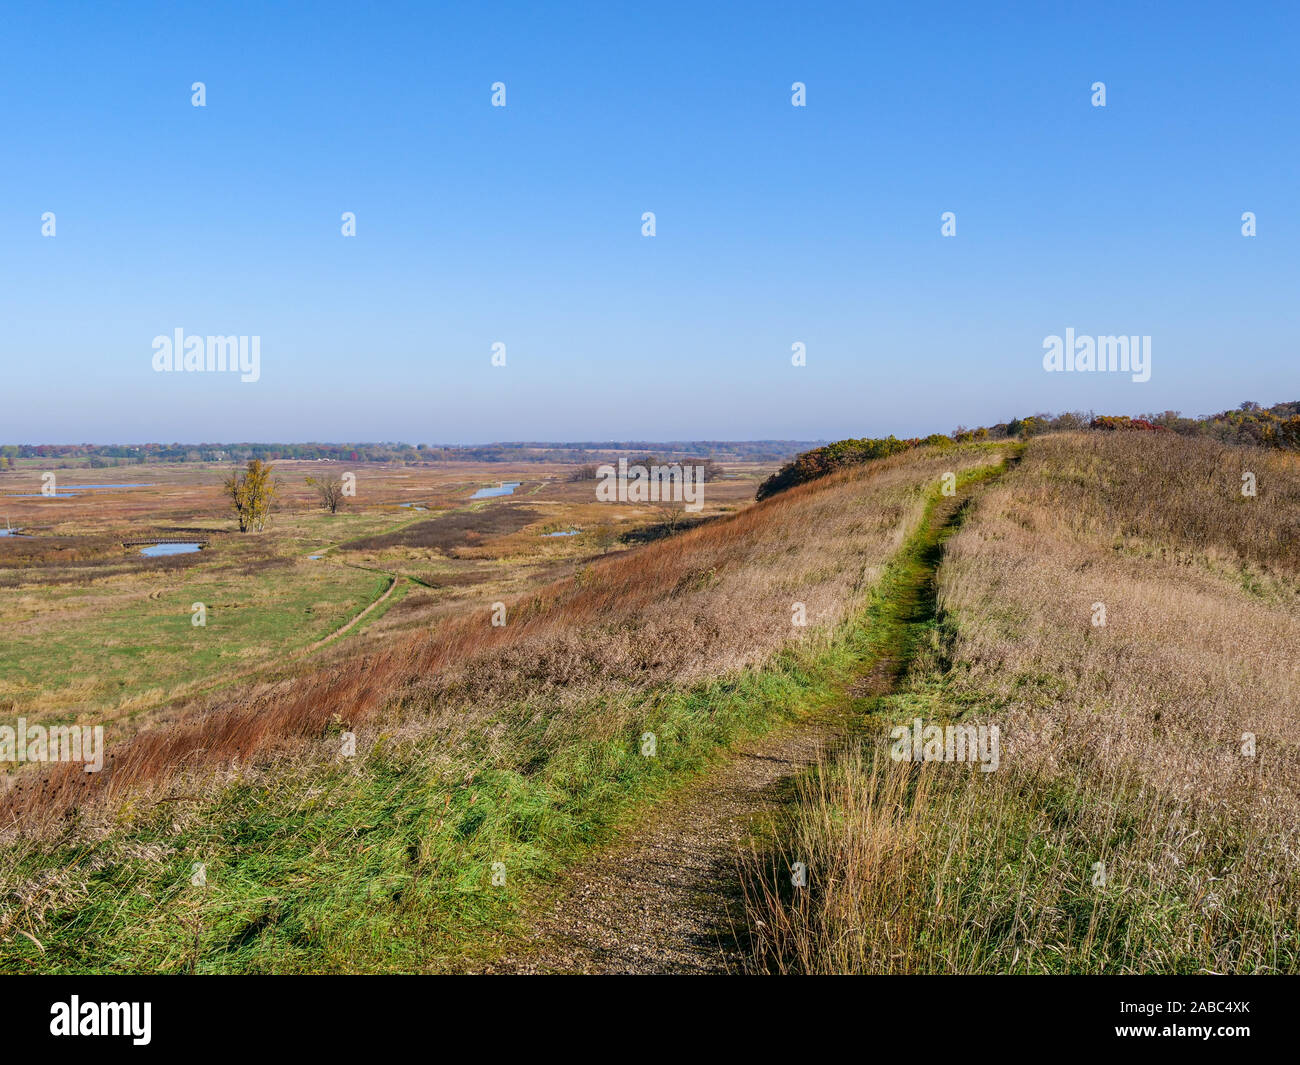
xmin=306 ymin=474 xmax=346 ymax=514
xmin=225 ymin=460 xmax=278 ymax=532
xmin=592 ymin=523 xmax=618 ymax=554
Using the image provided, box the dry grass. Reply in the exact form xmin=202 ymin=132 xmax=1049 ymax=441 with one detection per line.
xmin=0 ymin=460 xmax=765 ymax=726
xmin=939 ymin=433 xmax=1300 ymax=817
xmin=743 ymin=747 xmax=1300 ymax=974
xmin=1 ymin=445 xmax=1000 ymax=837
xmin=742 ymin=432 xmax=1300 ymax=974
xmin=342 ymin=505 xmax=541 ymax=552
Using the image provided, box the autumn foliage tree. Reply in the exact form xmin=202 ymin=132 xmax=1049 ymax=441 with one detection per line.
xmin=225 ymin=460 xmax=278 ymax=532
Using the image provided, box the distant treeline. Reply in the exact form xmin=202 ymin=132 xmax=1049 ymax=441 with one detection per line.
xmin=1100 ymin=401 xmax=1300 ymax=449
xmin=988 ymin=401 xmax=1300 ymax=449
xmin=757 ymin=401 xmax=1300 ymax=500
xmin=0 ymin=439 xmax=821 ymax=470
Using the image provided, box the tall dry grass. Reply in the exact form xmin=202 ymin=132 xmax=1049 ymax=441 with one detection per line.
xmin=742 ymin=432 xmax=1300 ymax=973
xmin=744 ymin=745 xmax=1300 ymax=974
xmin=939 ymin=433 xmax=1300 ymax=817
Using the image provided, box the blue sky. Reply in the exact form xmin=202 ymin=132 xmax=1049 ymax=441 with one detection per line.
xmin=2 ymin=1 xmax=1296 ymax=444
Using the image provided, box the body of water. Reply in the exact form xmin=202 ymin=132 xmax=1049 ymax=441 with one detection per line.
xmin=542 ymin=530 xmax=580 ymax=537
xmin=140 ymin=543 xmax=202 ymax=557
xmin=471 ymin=482 xmax=522 ymax=499
xmin=6 ymin=483 xmax=157 ymax=499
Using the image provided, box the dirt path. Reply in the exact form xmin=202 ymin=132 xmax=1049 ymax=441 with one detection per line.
xmin=485 ymin=725 xmax=829 ymax=974
xmin=297 ymin=572 xmax=401 ymax=655
xmin=481 ymin=473 xmax=998 ymax=974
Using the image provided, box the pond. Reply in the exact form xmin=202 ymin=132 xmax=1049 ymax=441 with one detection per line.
xmin=60 ymin=483 xmax=157 ymax=490
xmin=542 ymin=529 xmax=581 ymax=537
xmin=140 ymin=543 xmax=203 ymax=557
xmin=5 ymin=483 xmax=157 ymax=499
xmin=471 ymin=482 xmax=522 ymax=499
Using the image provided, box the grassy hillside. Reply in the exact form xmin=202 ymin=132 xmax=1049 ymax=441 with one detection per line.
xmin=0 ymin=444 xmax=1008 ymax=972
xmin=6 ymin=430 xmax=1295 ymax=974
xmin=741 ymin=432 xmax=1300 ymax=973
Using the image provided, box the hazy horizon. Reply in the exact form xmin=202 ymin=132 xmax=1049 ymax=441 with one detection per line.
xmin=7 ymin=398 xmax=1296 ymax=451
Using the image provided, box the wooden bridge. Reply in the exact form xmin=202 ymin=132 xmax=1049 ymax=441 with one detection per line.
xmin=122 ymin=538 xmax=210 ymax=546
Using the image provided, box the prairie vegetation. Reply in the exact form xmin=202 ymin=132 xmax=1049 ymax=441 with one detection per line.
xmin=6 ymin=429 xmax=1294 ymax=975
xmin=756 ymin=435 xmax=948 ymax=500
xmin=756 ymin=400 xmax=1300 ymax=503
xmin=343 ymin=505 xmax=541 ymax=553
xmin=742 ymin=432 xmax=1300 ymax=974
xmin=0 ymin=461 xmax=764 ymax=736
xmin=0 ymin=444 xmax=1005 ymax=971
xmin=1135 ymin=400 xmax=1300 ymax=450
xmin=5 ymin=445 xmax=1001 ymax=826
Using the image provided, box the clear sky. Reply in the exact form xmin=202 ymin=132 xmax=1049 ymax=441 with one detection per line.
xmin=2 ymin=1 xmax=1296 ymax=445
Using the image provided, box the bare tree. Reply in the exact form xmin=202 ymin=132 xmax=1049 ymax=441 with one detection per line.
xmin=652 ymin=498 xmax=687 ymax=535
xmin=306 ymin=474 xmax=347 ymax=514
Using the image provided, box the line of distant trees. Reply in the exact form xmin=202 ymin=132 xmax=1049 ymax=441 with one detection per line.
xmin=985 ymin=401 xmax=1300 ymax=449
xmin=0 ymin=440 xmax=820 ymax=469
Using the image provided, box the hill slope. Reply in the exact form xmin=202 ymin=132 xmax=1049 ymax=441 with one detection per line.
xmin=743 ymin=432 xmax=1300 ymax=974
xmin=0 ymin=442 xmax=1006 ymax=972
